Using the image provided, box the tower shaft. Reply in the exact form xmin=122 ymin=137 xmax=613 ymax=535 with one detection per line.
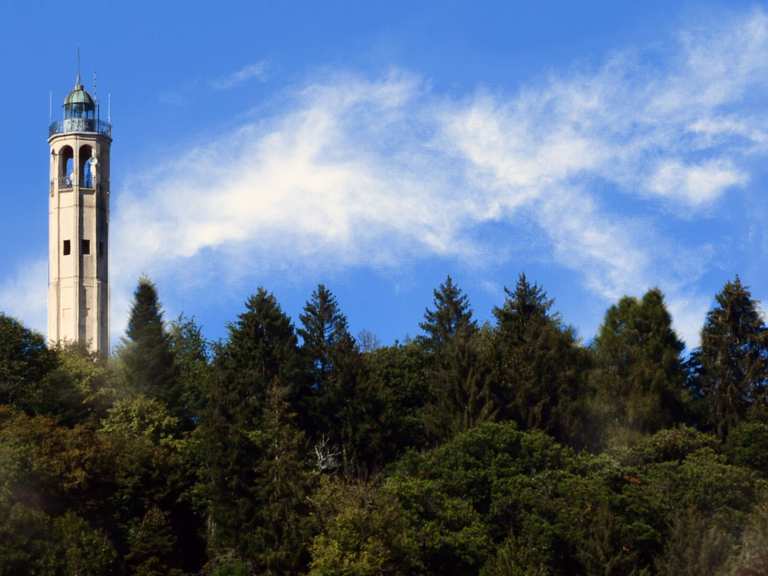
xmin=48 ymin=104 xmax=111 ymax=355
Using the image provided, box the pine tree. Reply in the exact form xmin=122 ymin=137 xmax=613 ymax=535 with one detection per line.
xmin=205 ymin=288 xmax=302 ymax=555
xmin=420 ymin=275 xmax=477 ymax=351
xmin=246 ymin=382 xmax=315 ymax=574
xmin=493 ymin=273 xmax=554 ymax=341
xmin=420 ymin=277 xmax=496 ymax=442
xmin=591 ymin=289 xmax=687 ymax=439
xmin=492 ymin=274 xmax=591 ymax=446
xmin=168 ymin=314 xmax=211 ymax=426
xmin=298 ymin=285 xmax=367 ymax=471
xmin=696 ymin=277 xmax=768 ymax=437
xmin=298 ymin=284 xmax=352 ymax=385
xmin=120 ymin=278 xmax=178 ymax=405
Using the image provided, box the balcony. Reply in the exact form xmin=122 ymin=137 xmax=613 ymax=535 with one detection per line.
xmin=49 ymin=118 xmax=111 ymax=138
xmin=52 ymin=177 xmax=108 ymax=191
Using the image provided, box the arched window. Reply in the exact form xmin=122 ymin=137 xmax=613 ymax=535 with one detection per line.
xmin=59 ymin=146 xmax=74 ymax=188
xmin=79 ymin=145 xmax=93 ymax=188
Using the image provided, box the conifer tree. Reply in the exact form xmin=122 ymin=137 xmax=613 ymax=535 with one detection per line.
xmin=168 ymin=314 xmax=211 ymax=425
xmin=205 ymin=288 xmax=302 ymax=555
xmin=298 ymin=285 xmax=367 ymax=470
xmin=695 ymin=277 xmax=768 ymax=437
xmin=492 ymin=274 xmax=591 ymax=446
xmin=120 ymin=278 xmax=178 ymax=405
xmin=298 ymin=284 xmax=352 ymax=385
xmin=419 ymin=275 xmax=477 ymax=352
xmin=247 ymin=381 xmax=315 ymax=574
xmin=421 ymin=277 xmax=496 ymax=441
xmin=493 ymin=273 xmax=553 ymax=341
xmin=591 ymin=289 xmax=687 ymax=439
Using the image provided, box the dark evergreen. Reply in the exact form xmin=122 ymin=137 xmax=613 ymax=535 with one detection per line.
xmin=2 ymin=273 xmax=768 ymax=575
xmin=120 ymin=278 xmax=179 ymax=406
xmin=420 ymin=277 xmax=496 ymax=442
xmin=204 ymin=288 xmax=301 ymax=557
xmin=591 ymin=289 xmax=688 ymax=438
xmin=246 ymin=382 xmax=315 ymax=574
xmin=298 ymin=285 xmax=371 ymax=473
xmin=695 ymin=277 xmax=768 ymax=437
xmin=298 ymin=284 xmax=352 ymax=385
xmin=168 ymin=314 xmax=211 ymax=425
xmin=492 ymin=274 xmax=592 ymax=446
xmin=419 ymin=275 xmax=477 ymax=351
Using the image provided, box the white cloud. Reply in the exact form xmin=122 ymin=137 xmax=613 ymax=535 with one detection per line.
xmin=0 ymin=259 xmax=47 ymax=335
xmin=646 ymin=159 xmax=747 ymax=206
xmin=5 ymin=10 xmax=768 ymax=347
xmin=92 ymin=10 xmax=768 ymax=343
xmin=211 ymin=61 xmax=268 ymax=90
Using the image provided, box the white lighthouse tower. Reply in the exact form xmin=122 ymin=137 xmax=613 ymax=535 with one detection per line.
xmin=47 ymin=73 xmax=111 ymax=355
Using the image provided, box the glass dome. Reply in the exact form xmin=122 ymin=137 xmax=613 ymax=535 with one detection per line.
xmin=49 ymin=77 xmax=111 ymax=138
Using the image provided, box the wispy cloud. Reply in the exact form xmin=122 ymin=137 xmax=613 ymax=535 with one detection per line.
xmin=6 ymin=10 xmax=768 ymax=347
xmin=211 ymin=61 xmax=268 ymax=90
xmin=0 ymin=259 xmax=47 ymax=333
xmin=88 ymin=10 xmax=768 ymax=345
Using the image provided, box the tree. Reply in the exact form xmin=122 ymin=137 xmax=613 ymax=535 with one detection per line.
xmin=419 ymin=275 xmax=477 ymax=352
xmin=298 ymin=285 xmax=401 ymax=476
xmin=168 ymin=314 xmax=212 ymax=426
xmin=0 ymin=313 xmax=58 ymax=412
xmin=492 ymin=274 xmax=592 ymax=446
xmin=695 ymin=277 xmax=768 ymax=437
xmin=493 ymin=273 xmax=554 ymax=342
xmin=205 ymin=288 xmax=301 ymax=555
xmin=418 ymin=277 xmax=496 ymax=442
xmin=591 ymin=289 xmax=687 ymax=441
xmin=298 ymin=284 xmax=352 ymax=386
xmin=120 ymin=278 xmax=178 ymax=406
xmin=244 ymin=382 xmax=315 ymax=574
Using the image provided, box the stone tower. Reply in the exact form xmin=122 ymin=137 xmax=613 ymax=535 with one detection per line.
xmin=48 ymin=74 xmax=111 ymax=355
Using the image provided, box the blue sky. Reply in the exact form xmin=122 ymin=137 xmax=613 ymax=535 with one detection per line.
xmin=0 ymin=1 xmax=766 ymax=348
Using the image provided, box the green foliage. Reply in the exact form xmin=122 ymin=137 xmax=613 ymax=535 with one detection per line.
xmin=591 ymin=289 xmax=688 ymax=442
xmin=420 ymin=277 xmax=497 ymax=443
xmin=168 ymin=314 xmax=212 ymax=425
xmin=204 ymin=288 xmax=303 ymax=556
xmin=120 ymin=277 xmax=179 ymax=406
xmin=721 ymin=499 xmax=768 ymax=575
xmin=241 ymin=382 xmax=315 ymax=574
xmin=126 ymin=506 xmax=183 ymax=576
xmin=419 ymin=275 xmax=477 ymax=352
xmin=309 ymin=478 xmax=423 ymax=575
xmin=2 ymin=273 xmax=768 ymax=574
xmin=53 ymin=511 xmax=117 ymax=576
xmin=492 ymin=274 xmax=593 ymax=447
xmin=298 ymin=284 xmax=370 ymax=473
xmin=0 ymin=313 xmax=58 ymax=413
xmin=695 ymin=277 xmax=768 ymax=437
xmin=725 ymin=421 xmax=768 ymax=476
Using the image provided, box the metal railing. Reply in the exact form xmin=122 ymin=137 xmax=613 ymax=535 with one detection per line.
xmin=49 ymin=118 xmax=112 ymax=138
xmin=52 ymin=177 xmax=109 ymax=191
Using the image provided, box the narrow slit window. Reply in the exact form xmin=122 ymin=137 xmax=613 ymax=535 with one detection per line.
xmin=63 ymin=240 xmax=71 ymax=256
xmin=81 ymin=239 xmax=90 ymax=255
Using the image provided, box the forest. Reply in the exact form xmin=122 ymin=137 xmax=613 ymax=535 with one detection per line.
xmin=1 ymin=273 xmax=767 ymax=575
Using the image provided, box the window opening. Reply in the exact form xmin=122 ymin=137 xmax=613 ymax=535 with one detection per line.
xmin=63 ymin=240 xmax=71 ymax=255
xmin=82 ymin=240 xmax=90 ymax=255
